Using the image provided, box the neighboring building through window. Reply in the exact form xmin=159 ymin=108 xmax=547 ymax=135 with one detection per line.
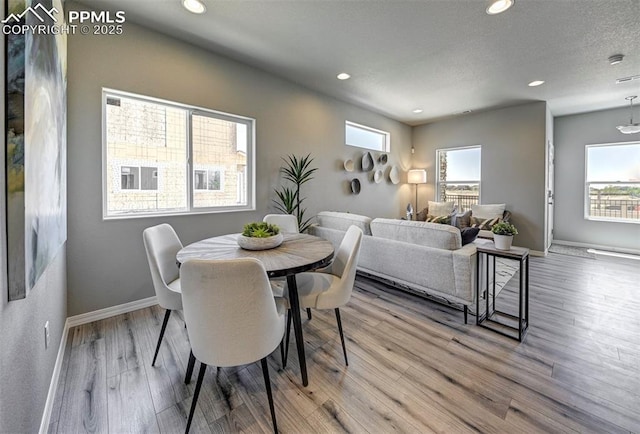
xmin=345 ymin=121 xmax=390 ymax=152
xmin=436 ymin=146 xmax=481 ymax=210
xmin=103 ymin=90 xmax=254 ymax=218
xmin=585 ymin=142 xmax=640 ymax=223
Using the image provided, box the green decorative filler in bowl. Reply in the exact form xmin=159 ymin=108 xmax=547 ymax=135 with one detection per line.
xmin=237 ymin=222 xmax=283 ymax=250
xmin=491 ymin=222 xmax=518 ymax=250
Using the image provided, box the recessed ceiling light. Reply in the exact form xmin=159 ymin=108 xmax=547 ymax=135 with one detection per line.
xmin=608 ymin=54 xmax=624 ymax=65
xmin=412 ymin=109 xmax=423 ymax=114
xmin=486 ymin=0 xmax=514 ymax=15
xmin=182 ymin=0 xmax=206 ymax=14
xmin=528 ymin=80 xmax=545 ymax=87
xmin=337 ymin=73 xmax=351 ymax=80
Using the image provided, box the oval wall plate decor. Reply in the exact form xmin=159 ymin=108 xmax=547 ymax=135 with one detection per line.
xmin=361 ymin=152 xmax=374 ymax=172
xmin=378 ymin=153 xmax=388 ymax=165
xmin=374 ymin=169 xmax=383 ymax=183
xmin=343 ymin=159 xmax=354 ymax=172
xmin=350 ymin=178 xmax=361 ymax=194
xmin=389 ymin=165 xmax=400 ymax=184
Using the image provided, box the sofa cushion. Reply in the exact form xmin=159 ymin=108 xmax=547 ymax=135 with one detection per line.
xmin=428 ymin=201 xmax=456 ymax=216
xmin=460 ymin=227 xmax=480 ymax=245
xmin=471 ymin=203 xmax=506 ymax=220
xmin=470 ymin=216 xmax=502 ymax=230
xmin=426 ymin=214 xmax=452 ymax=224
xmin=370 ymin=218 xmax=462 ymax=250
xmin=316 ymin=211 xmax=372 ymax=235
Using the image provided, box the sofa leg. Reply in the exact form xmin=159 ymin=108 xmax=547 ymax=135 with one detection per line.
xmin=464 ymin=305 xmax=468 ymax=324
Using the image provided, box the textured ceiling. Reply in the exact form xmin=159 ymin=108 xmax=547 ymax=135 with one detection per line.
xmin=77 ymin=0 xmax=640 ymax=125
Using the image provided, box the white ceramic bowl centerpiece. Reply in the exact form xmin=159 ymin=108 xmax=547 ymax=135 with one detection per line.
xmin=237 ymin=222 xmax=283 ymax=250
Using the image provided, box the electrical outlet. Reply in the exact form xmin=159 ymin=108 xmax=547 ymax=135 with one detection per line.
xmin=44 ymin=321 xmax=50 ymax=349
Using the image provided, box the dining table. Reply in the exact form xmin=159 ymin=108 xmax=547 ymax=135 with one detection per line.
xmin=176 ymin=232 xmax=335 ymax=387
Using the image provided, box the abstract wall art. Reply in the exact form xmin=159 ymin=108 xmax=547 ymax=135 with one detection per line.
xmin=5 ymin=0 xmax=67 ymax=300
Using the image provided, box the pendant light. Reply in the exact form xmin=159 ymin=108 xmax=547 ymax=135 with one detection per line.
xmin=617 ymin=96 xmax=640 ymax=134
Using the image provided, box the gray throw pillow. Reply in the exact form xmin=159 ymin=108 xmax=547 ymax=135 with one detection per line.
xmin=461 ymin=227 xmax=480 ymax=245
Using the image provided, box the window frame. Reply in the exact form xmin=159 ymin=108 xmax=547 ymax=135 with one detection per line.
xmin=345 ymin=120 xmax=391 ymax=152
xmin=584 ymin=141 xmax=640 ymax=224
xmin=435 ymin=145 xmax=482 ymax=208
xmin=102 ymin=89 xmax=256 ymax=220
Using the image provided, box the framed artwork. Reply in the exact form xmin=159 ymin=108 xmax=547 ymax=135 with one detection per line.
xmin=5 ymin=0 xmax=67 ymax=300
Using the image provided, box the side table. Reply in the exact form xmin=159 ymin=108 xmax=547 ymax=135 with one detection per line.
xmin=475 ymin=243 xmax=529 ymax=341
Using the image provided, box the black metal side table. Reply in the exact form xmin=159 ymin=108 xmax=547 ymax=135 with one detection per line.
xmin=475 ymin=243 xmax=529 ymax=341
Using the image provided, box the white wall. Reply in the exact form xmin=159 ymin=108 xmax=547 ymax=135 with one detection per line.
xmin=412 ymin=102 xmax=548 ymax=252
xmin=0 ymin=17 xmax=67 ymax=434
xmin=66 ymin=3 xmax=412 ymax=315
xmin=554 ymin=107 xmax=640 ymax=251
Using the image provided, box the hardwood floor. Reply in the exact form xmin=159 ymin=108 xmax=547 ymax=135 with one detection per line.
xmin=49 ymin=253 xmax=640 ymax=433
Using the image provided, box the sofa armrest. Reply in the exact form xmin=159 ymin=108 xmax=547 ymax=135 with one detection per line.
xmin=451 ymin=243 xmax=477 ymax=302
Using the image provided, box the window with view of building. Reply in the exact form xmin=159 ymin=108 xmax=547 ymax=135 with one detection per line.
xmin=436 ymin=146 xmax=481 ymax=210
xmin=585 ymin=142 xmax=640 ymax=223
xmin=345 ymin=121 xmax=390 ymax=152
xmin=103 ymin=90 xmax=254 ymax=218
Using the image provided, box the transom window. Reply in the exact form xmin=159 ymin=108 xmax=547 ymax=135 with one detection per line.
xmin=345 ymin=121 xmax=390 ymax=152
xmin=436 ymin=146 xmax=481 ymax=210
xmin=585 ymin=142 xmax=640 ymax=223
xmin=103 ymin=90 xmax=254 ymax=218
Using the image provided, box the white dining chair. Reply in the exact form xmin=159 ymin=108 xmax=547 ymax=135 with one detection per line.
xmin=180 ymin=258 xmax=286 ymax=434
xmin=142 ymin=223 xmax=184 ymax=367
xmin=263 ymin=213 xmax=299 ymax=233
xmin=284 ymin=225 xmax=363 ymax=366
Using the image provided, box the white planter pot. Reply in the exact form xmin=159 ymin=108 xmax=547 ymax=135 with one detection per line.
xmin=237 ymin=233 xmax=283 ymax=250
xmin=493 ymin=234 xmax=513 ymax=250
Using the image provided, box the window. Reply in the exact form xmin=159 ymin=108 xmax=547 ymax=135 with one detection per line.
xmin=345 ymin=121 xmax=390 ymax=152
xmin=436 ymin=146 xmax=481 ymax=210
xmin=103 ymin=90 xmax=254 ymax=218
xmin=585 ymin=142 xmax=640 ymax=223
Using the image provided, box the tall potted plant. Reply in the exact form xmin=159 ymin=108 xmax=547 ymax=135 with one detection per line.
xmin=273 ymin=154 xmax=317 ymax=233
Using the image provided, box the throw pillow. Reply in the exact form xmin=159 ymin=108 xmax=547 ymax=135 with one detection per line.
xmin=471 ymin=203 xmax=506 ymax=220
xmin=470 ymin=216 xmax=502 ymax=230
xmin=426 ymin=214 xmax=451 ymax=224
xmin=416 ymin=207 xmax=429 ymax=222
xmin=428 ymin=201 xmax=455 ymax=216
xmin=453 ymin=209 xmax=472 ymax=229
xmin=460 ymin=227 xmax=480 ymax=245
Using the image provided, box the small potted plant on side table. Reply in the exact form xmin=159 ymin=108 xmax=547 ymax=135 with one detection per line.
xmin=491 ymin=222 xmax=518 ymax=250
xmin=237 ymin=222 xmax=283 ymax=250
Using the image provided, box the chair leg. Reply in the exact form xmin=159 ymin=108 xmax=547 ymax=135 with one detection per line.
xmin=335 ymin=308 xmax=348 ymax=366
xmin=185 ymin=350 xmax=195 ymax=384
xmin=306 ymin=308 xmax=312 ymax=320
xmin=185 ymin=362 xmax=207 ymax=434
xmin=260 ymin=357 xmax=279 ymax=434
xmin=152 ymin=309 xmax=172 ymax=366
xmin=283 ymin=310 xmax=292 ymax=368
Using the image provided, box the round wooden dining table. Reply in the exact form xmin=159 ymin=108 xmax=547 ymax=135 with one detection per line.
xmin=177 ymin=232 xmax=334 ymax=387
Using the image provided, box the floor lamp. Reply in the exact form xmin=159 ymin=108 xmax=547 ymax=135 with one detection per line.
xmin=408 ymin=169 xmax=427 ymax=220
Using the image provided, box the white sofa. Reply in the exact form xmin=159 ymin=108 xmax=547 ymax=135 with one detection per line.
xmin=309 ymin=211 xmax=477 ymax=322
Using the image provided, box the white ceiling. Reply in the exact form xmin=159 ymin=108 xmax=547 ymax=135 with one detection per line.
xmin=79 ymin=0 xmax=640 ymax=125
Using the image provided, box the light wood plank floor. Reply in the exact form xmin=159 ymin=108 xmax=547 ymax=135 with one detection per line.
xmin=49 ymin=253 xmax=640 ymax=433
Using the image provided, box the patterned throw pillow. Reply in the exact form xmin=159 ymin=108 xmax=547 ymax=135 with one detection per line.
xmin=426 ymin=214 xmax=451 ymax=225
xmin=416 ymin=207 xmax=429 ymax=222
xmin=470 ymin=216 xmax=502 ymax=230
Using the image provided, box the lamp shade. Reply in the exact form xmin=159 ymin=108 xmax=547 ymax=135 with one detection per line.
xmin=407 ymin=169 xmax=427 ymax=184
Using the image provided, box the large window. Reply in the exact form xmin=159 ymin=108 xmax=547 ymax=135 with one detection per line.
xmin=103 ymin=90 xmax=254 ymax=218
xmin=345 ymin=121 xmax=390 ymax=152
xmin=436 ymin=146 xmax=481 ymax=210
xmin=585 ymin=142 xmax=640 ymax=223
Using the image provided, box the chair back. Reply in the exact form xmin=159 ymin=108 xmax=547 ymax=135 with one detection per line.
xmin=143 ymin=224 xmax=183 ymax=310
xmin=263 ymin=214 xmax=299 ymax=233
xmin=180 ymin=258 xmax=285 ymax=367
xmin=317 ymin=225 xmax=363 ymax=309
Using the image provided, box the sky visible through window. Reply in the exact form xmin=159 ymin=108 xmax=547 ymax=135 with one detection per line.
xmin=587 ymin=143 xmax=640 ymax=182
xmin=444 ymin=147 xmax=480 ymax=181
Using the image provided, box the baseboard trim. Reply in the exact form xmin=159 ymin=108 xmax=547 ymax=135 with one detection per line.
xmin=66 ymin=296 xmax=158 ymax=328
xmin=39 ymin=296 xmax=158 ymax=433
xmin=530 ymin=249 xmax=546 ymax=257
xmin=553 ymin=239 xmax=640 ymax=256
